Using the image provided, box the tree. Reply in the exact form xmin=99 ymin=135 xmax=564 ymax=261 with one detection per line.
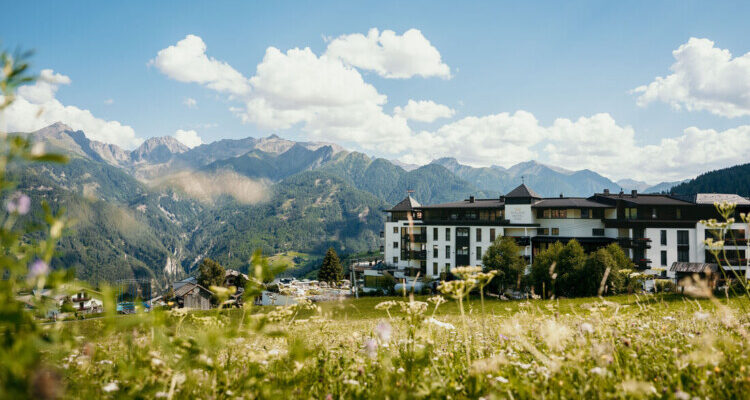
xmin=530 ymin=240 xmax=586 ymax=298
xmin=576 ymin=248 xmax=618 ymax=296
xmin=164 ymin=286 xmax=175 ymax=302
xmin=197 ymin=258 xmax=225 ymax=289
xmin=318 ymin=247 xmax=343 ymax=284
xmin=604 ymin=243 xmax=634 ymax=271
xmin=482 ymin=237 xmax=525 ymax=293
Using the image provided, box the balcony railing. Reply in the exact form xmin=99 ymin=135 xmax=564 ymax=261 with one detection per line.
xmin=401 ymin=232 xmax=427 ymax=243
xmin=401 ymin=250 xmax=427 ymax=260
xmin=618 ymin=237 xmax=651 ymax=249
xmin=635 ymin=258 xmax=652 ymax=268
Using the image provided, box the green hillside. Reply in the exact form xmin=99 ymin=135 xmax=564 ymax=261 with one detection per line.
xmin=671 ymin=163 xmax=750 ymax=197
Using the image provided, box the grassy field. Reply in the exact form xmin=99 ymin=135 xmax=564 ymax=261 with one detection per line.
xmin=46 ymin=292 xmax=750 ymax=399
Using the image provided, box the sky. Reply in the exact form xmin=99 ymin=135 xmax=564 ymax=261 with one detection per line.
xmin=2 ymin=1 xmax=750 ymax=183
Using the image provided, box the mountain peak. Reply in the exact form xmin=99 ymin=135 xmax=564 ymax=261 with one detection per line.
xmin=131 ymin=136 xmax=189 ymax=163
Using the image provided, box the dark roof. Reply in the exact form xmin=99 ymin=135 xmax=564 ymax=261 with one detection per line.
xmin=386 ymin=196 xmax=421 ymax=212
xmin=669 ymin=262 xmax=719 ymax=274
xmin=505 ymin=184 xmax=541 ymax=199
xmin=173 ymin=282 xmax=213 ymax=298
xmin=532 ymin=198 xmax=611 ymax=208
xmin=419 ymin=198 xmax=504 ymax=209
xmin=596 ymin=193 xmax=693 ymax=206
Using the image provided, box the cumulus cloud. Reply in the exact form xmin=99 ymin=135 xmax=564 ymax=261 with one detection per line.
xmin=173 ymin=129 xmax=202 ymax=148
xmin=233 ymin=46 xmax=411 ymax=150
xmin=183 ymin=97 xmax=197 ymax=108
xmin=325 ymin=28 xmax=451 ymax=79
xmin=394 ymin=100 xmax=455 ymax=123
xmin=2 ymin=69 xmax=142 ymax=148
xmin=150 ymin=34 xmax=251 ymax=97
xmin=633 ymin=38 xmax=750 ymax=117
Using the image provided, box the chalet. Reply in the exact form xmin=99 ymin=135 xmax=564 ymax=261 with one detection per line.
xmin=173 ymin=282 xmax=213 ymax=310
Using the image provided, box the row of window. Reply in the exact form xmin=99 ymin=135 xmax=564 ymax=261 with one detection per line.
xmin=657 ymin=229 xmax=690 ymax=246
xmin=537 ymin=208 xmax=605 ymax=219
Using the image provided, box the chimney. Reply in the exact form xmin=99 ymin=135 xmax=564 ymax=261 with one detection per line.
xmin=559 ymin=193 xmax=564 ymax=198
xmin=469 ymin=195 xmax=475 ymax=203
xmin=619 ymin=189 xmax=624 ymax=198
xmin=603 ymin=189 xmax=610 ymax=195
xmin=631 ymin=189 xmax=638 ymax=198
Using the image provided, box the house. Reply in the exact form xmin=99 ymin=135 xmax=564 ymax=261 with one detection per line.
xmin=69 ymin=290 xmax=103 ymax=314
xmin=173 ymin=282 xmax=213 ymax=310
xmin=382 ymin=184 xmax=750 ymax=283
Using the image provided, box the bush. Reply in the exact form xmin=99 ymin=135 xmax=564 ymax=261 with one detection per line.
xmin=654 ymin=279 xmax=676 ymax=293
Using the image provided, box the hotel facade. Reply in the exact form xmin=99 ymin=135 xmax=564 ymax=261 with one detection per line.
xmin=382 ymin=184 xmax=750 ymax=281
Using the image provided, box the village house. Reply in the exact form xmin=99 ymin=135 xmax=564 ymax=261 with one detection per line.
xmin=173 ymin=282 xmax=213 ymax=310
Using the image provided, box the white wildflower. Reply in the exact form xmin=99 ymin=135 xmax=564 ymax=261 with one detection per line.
xmin=425 ymin=317 xmax=456 ymax=330
xmin=495 ymin=376 xmax=509 ymax=383
xmin=102 ymin=382 xmax=119 ymax=393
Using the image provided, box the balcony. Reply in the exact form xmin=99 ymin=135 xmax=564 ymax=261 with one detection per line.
xmin=723 ymin=238 xmax=748 ymax=246
xmin=401 ymin=231 xmax=427 ymax=243
xmin=401 ymin=250 xmax=427 ymax=260
xmin=635 ymin=258 xmax=652 ymax=268
xmin=618 ymin=237 xmax=651 ymax=249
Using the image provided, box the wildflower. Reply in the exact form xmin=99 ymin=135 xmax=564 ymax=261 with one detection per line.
xmin=694 ymin=311 xmax=710 ymax=321
xmin=539 ymin=320 xmax=572 ymax=351
xmin=102 ymin=382 xmax=119 ymax=393
xmin=579 ymin=322 xmax=594 ymax=334
xmin=589 ymin=367 xmax=606 ymax=375
xmin=495 ymin=376 xmax=509 ymax=383
xmin=674 ymin=391 xmax=690 ymax=400
xmin=620 ymin=380 xmax=656 ymax=396
xmin=364 ymin=338 xmax=378 ymax=358
xmin=6 ymin=192 xmax=30 ymax=215
xmin=28 ymin=259 xmax=49 ymax=278
xmin=374 ymin=321 xmax=392 ymax=342
xmin=396 ymin=367 xmax=405 ymax=374
xmin=343 ymin=379 xmax=360 ymax=386
xmin=427 ymin=295 xmax=446 ymax=306
xmin=425 ymin=317 xmax=456 ymax=330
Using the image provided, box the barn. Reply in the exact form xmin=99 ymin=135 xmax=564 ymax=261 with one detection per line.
xmin=173 ymin=282 xmax=214 ymax=310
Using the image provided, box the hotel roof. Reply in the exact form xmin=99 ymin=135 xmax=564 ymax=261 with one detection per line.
xmin=419 ymin=198 xmax=504 ymax=209
xmin=505 ymin=183 xmax=542 ymax=199
xmin=386 ymin=195 xmax=422 ymax=212
xmin=532 ymin=198 xmax=611 ymax=208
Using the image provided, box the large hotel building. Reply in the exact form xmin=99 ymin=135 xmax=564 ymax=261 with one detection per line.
xmin=382 ymin=184 xmax=750 ymax=281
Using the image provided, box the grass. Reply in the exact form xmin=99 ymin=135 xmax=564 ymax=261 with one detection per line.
xmin=46 ymin=292 xmax=750 ymax=399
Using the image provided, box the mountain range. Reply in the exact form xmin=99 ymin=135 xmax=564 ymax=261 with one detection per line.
xmin=16 ymin=122 xmax=702 ymax=285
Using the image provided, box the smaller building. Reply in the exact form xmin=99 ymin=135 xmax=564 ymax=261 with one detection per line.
xmin=70 ymin=290 xmax=103 ymax=314
xmin=173 ymin=282 xmax=213 ymax=310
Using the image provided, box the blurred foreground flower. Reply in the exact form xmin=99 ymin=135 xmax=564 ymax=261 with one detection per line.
xmin=6 ymin=192 xmax=30 ymax=215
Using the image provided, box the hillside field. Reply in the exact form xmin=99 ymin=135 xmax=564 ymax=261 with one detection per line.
xmin=47 ymin=293 xmax=750 ymax=399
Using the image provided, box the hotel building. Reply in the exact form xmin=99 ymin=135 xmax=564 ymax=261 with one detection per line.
xmin=382 ymin=184 xmax=750 ymax=281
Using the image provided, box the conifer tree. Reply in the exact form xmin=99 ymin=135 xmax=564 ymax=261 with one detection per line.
xmin=318 ymin=247 xmax=343 ymax=284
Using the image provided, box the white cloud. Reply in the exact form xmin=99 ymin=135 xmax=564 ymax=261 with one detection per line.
xmin=173 ymin=129 xmax=202 ymax=148
xmin=233 ymin=46 xmax=411 ymax=150
xmin=150 ymin=34 xmax=251 ymax=97
xmin=104 ymin=98 xmax=114 ymax=105
xmin=395 ymin=100 xmax=455 ymax=123
xmin=325 ymin=28 xmax=451 ymax=79
xmin=633 ymin=38 xmax=750 ymax=117
xmin=2 ymin=69 xmax=142 ymax=148
xmin=183 ymin=97 xmax=197 ymax=108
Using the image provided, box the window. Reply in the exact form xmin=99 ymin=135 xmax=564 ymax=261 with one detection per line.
xmin=678 ymin=248 xmax=689 ymax=262
xmin=445 ymin=263 xmax=451 ymax=272
xmin=476 ymin=246 xmax=482 ymax=259
xmin=446 ymin=228 xmax=451 ymax=241
xmin=651 ymin=208 xmax=658 ymax=219
xmin=393 ymin=241 xmax=398 ymax=248
xmin=393 ymin=226 xmax=398 ymax=233
xmin=551 ymin=228 xmax=560 ymax=236
xmin=592 ymin=228 xmax=604 ymax=236
xmin=433 ymin=227 xmax=438 ymax=240
xmin=582 ymin=208 xmax=590 ymax=218
xmin=550 ymin=209 xmax=567 ymax=218
xmin=490 ymin=228 xmax=496 ymax=242
xmin=625 ymin=208 xmax=637 ymax=219
xmin=537 ymin=228 xmax=549 ymax=235
xmin=433 ymin=262 xmax=438 ymax=276
xmin=476 ymin=228 xmax=482 ymax=241
xmin=393 ymin=257 xmax=398 ymax=264
xmin=433 ymin=245 xmax=439 ymax=258
xmin=445 ymin=246 xmax=451 ymax=258
xmin=457 ymin=246 xmax=469 ymax=256
xmin=677 ymin=230 xmax=689 ymax=245
xmin=661 ymin=250 xmax=667 ymax=266
xmin=457 ymin=228 xmax=469 ymax=237
xmin=676 ymin=208 xmax=682 ymax=219
xmin=660 ymin=230 xmax=667 ymax=245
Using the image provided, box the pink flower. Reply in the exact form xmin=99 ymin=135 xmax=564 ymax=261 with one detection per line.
xmin=364 ymin=338 xmax=378 ymax=358
xmin=28 ymin=260 xmax=49 ymax=278
xmin=374 ymin=320 xmax=392 ymax=342
xmin=6 ymin=192 xmax=31 ymax=215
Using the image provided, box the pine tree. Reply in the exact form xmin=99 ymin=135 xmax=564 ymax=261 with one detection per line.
xmin=318 ymin=247 xmax=343 ymax=284
xmin=197 ymin=258 xmax=226 ymax=289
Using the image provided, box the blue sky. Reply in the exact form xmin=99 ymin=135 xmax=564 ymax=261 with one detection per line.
xmin=3 ymin=1 xmax=750 ymax=182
